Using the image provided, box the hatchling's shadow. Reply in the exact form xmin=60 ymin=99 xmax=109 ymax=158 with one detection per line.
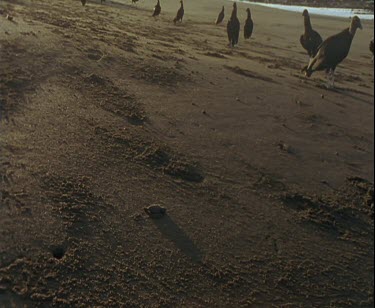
xmin=153 ymin=215 xmax=203 ymax=263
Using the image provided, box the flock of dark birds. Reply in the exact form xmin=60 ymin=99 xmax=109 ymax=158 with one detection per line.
xmin=223 ymin=3 xmax=254 ymax=47
xmin=78 ymin=0 xmax=374 ymax=89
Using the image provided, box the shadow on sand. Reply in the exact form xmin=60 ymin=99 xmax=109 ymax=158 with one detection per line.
xmin=153 ymin=215 xmax=203 ymax=263
xmin=316 ymin=84 xmax=374 ymax=105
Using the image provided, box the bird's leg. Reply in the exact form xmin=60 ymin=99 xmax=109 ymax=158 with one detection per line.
xmin=325 ymin=69 xmax=335 ymax=89
xmin=331 ymin=70 xmax=335 ymax=89
xmin=327 ymin=69 xmax=335 ymax=89
xmin=325 ymin=69 xmax=332 ymax=89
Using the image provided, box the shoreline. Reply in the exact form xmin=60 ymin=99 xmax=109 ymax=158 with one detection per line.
xmin=237 ymin=0 xmax=375 ymax=20
xmin=240 ymin=0 xmax=375 ymax=12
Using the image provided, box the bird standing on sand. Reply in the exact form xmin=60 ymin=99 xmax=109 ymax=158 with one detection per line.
xmin=174 ymin=0 xmax=184 ymax=24
xmin=303 ymin=16 xmax=363 ymax=89
xmin=227 ymin=2 xmax=240 ymax=47
xmin=300 ymin=10 xmax=323 ymax=58
xmin=244 ymin=8 xmax=254 ymax=39
xmin=370 ymin=38 xmax=374 ymax=62
xmin=216 ymin=6 xmax=225 ymax=25
xmin=153 ymin=0 xmax=161 ymax=17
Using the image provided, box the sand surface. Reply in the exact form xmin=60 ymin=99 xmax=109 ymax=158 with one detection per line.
xmin=0 ymin=0 xmax=374 ymax=306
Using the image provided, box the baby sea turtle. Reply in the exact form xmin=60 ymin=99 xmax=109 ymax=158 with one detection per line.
xmin=144 ymin=204 xmax=167 ymax=218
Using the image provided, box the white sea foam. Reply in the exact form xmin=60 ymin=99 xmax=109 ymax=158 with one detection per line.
xmin=235 ymin=1 xmax=375 ymax=20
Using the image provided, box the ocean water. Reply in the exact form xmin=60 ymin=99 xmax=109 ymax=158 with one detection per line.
xmin=236 ymin=0 xmax=375 ymax=20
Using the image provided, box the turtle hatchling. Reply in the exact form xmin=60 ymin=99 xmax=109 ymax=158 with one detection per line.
xmin=144 ymin=205 xmax=167 ymax=218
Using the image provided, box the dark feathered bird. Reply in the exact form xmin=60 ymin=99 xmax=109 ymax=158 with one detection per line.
xmin=244 ymin=8 xmax=254 ymax=39
xmin=81 ymin=0 xmax=86 ymax=6
xmin=227 ymin=2 xmax=240 ymax=47
xmin=153 ymin=0 xmax=161 ymax=17
xmin=370 ymin=38 xmax=374 ymax=62
xmin=216 ymin=6 xmax=225 ymax=25
xmin=303 ymin=16 xmax=363 ymax=88
xmin=174 ymin=0 xmax=184 ymax=24
xmin=300 ymin=10 xmax=323 ymax=58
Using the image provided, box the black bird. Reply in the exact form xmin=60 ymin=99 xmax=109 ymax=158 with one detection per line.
xmin=300 ymin=10 xmax=323 ymax=58
xmin=227 ymin=2 xmax=240 ymax=47
xmin=303 ymin=16 xmax=363 ymax=88
xmin=174 ymin=0 xmax=184 ymax=24
xmin=244 ymin=8 xmax=254 ymax=39
xmin=216 ymin=6 xmax=225 ymax=25
xmin=370 ymin=38 xmax=374 ymax=62
xmin=153 ymin=0 xmax=161 ymax=17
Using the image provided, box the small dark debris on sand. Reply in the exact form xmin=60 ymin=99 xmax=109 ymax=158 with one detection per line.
xmin=144 ymin=204 xmax=167 ymax=219
xmin=277 ymin=142 xmax=294 ymax=155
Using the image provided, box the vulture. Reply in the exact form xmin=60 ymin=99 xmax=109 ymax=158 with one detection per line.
xmin=370 ymin=38 xmax=374 ymax=62
xmin=300 ymin=10 xmax=323 ymax=58
xmin=153 ymin=0 xmax=161 ymax=17
xmin=174 ymin=0 xmax=184 ymax=24
xmin=303 ymin=16 xmax=363 ymax=88
xmin=244 ymin=8 xmax=254 ymax=39
xmin=227 ymin=2 xmax=240 ymax=47
xmin=216 ymin=6 xmax=225 ymax=25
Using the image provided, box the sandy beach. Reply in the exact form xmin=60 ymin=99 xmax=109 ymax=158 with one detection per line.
xmin=0 ymin=0 xmax=374 ymax=306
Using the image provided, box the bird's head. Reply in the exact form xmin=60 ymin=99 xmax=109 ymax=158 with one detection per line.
xmin=351 ymin=16 xmax=363 ymax=30
xmin=233 ymin=2 xmax=237 ymax=9
xmin=302 ymin=9 xmax=309 ymax=17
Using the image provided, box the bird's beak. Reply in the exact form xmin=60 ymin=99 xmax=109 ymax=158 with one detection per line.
xmin=359 ymin=22 xmax=363 ymax=30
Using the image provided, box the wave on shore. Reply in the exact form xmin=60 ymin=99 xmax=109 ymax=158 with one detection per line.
xmin=237 ymin=1 xmax=375 ymax=20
